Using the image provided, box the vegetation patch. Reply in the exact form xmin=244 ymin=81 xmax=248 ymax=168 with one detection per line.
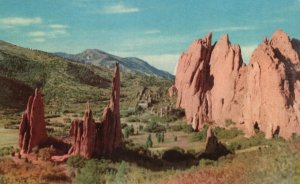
xmin=144 ymin=122 xmax=166 ymax=133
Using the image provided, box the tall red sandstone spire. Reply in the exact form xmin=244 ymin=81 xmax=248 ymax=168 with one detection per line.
xmin=95 ymin=62 xmax=122 ymax=155
xmin=68 ymin=102 xmax=96 ymax=158
xmin=19 ymin=89 xmax=48 ymax=153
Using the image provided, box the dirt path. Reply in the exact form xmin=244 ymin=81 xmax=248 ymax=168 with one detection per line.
xmin=235 ymin=145 xmax=269 ymax=154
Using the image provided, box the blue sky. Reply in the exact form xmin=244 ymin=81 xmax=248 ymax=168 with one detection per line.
xmin=0 ymin=0 xmax=300 ymax=73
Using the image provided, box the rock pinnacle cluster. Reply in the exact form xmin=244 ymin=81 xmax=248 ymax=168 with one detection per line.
xmin=68 ymin=63 xmax=122 ymax=158
xmin=19 ymin=63 xmax=122 ymax=159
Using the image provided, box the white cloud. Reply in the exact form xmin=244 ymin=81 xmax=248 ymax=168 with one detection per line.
xmin=114 ymin=35 xmax=189 ymax=50
xmin=207 ymin=26 xmax=256 ymax=33
xmin=46 ymin=29 xmax=68 ymax=38
xmin=28 ymin=31 xmax=46 ymax=37
xmin=48 ymin=23 xmax=69 ymax=38
xmin=110 ymin=51 xmax=179 ymax=74
xmin=0 ymin=25 xmax=13 ymax=29
xmin=241 ymin=44 xmax=257 ymax=63
xmin=102 ymin=4 xmax=140 ymax=14
xmin=51 ymin=29 xmax=67 ymax=35
xmin=48 ymin=24 xmax=68 ymax=29
xmin=31 ymin=38 xmax=46 ymax=43
xmin=139 ymin=54 xmax=179 ymax=74
xmin=144 ymin=29 xmax=161 ymax=35
xmin=0 ymin=17 xmax=42 ymax=27
xmin=27 ymin=27 xmax=68 ymax=41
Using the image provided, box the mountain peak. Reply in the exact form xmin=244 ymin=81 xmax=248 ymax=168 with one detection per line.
xmin=55 ymin=49 xmax=174 ymax=80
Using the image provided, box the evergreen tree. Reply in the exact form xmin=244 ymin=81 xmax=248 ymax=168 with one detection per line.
xmin=146 ymin=134 xmax=153 ymax=148
xmin=156 ymin=133 xmax=161 ymax=143
xmin=130 ymin=124 xmax=134 ymax=135
xmin=124 ymin=127 xmax=130 ymax=138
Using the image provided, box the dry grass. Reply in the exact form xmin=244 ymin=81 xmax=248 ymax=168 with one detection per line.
xmin=0 ymin=128 xmax=18 ymax=148
xmin=0 ymin=157 xmax=71 ymax=184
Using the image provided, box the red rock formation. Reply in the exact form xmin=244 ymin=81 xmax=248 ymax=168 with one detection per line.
xmin=175 ymin=32 xmax=213 ymax=130
xmin=95 ymin=62 xmax=122 ymax=156
xmin=244 ymin=30 xmax=300 ymax=138
xmin=168 ymin=85 xmax=177 ymax=97
xmin=19 ymin=89 xmax=48 ymax=153
xmin=67 ymin=103 xmax=96 ymax=158
xmin=205 ymin=127 xmax=219 ymax=155
xmin=204 ymin=127 xmax=230 ymax=159
xmin=67 ymin=63 xmax=122 ymax=158
xmin=174 ymin=29 xmax=300 ymax=139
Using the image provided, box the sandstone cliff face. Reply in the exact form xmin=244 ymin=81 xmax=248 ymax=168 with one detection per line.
xmin=175 ymin=33 xmax=213 ymax=130
xmin=243 ymin=30 xmax=300 ymax=138
xmin=19 ymin=89 xmax=48 ymax=153
xmin=68 ymin=63 xmax=122 ymax=158
xmin=174 ymin=29 xmax=300 ymax=139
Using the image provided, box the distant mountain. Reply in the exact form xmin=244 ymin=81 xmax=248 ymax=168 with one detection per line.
xmin=54 ymin=49 xmax=174 ymax=80
xmin=0 ymin=40 xmax=172 ymax=110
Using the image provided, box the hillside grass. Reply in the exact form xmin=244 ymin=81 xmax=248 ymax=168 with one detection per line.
xmin=0 ymin=40 xmax=173 ymax=113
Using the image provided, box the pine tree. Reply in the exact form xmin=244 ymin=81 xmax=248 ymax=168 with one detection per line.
xmin=156 ymin=133 xmax=161 ymax=143
xmin=146 ymin=134 xmax=153 ymax=148
xmin=124 ymin=127 xmax=130 ymax=138
xmin=130 ymin=124 xmax=134 ymax=135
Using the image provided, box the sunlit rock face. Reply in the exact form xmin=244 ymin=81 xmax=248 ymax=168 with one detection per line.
xmin=19 ymin=89 xmax=48 ymax=154
xmin=174 ymin=29 xmax=300 ymax=139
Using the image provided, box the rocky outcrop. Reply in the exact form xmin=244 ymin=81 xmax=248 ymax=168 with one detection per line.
xmin=204 ymin=127 xmax=219 ymax=155
xmin=19 ymin=89 xmax=48 ymax=153
xmin=244 ymin=30 xmax=300 ymax=138
xmin=67 ymin=63 xmax=122 ymax=158
xmin=175 ymin=32 xmax=214 ymax=130
xmin=174 ymin=29 xmax=300 ymax=139
xmin=204 ymin=127 xmax=229 ymax=159
xmin=68 ymin=103 xmax=96 ymax=158
xmin=168 ymin=85 xmax=177 ymax=97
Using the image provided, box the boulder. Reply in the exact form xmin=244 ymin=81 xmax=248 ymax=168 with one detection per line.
xmin=204 ymin=127 xmax=230 ymax=159
xmin=205 ymin=127 xmax=219 ymax=154
xmin=168 ymin=85 xmax=177 ymax=97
